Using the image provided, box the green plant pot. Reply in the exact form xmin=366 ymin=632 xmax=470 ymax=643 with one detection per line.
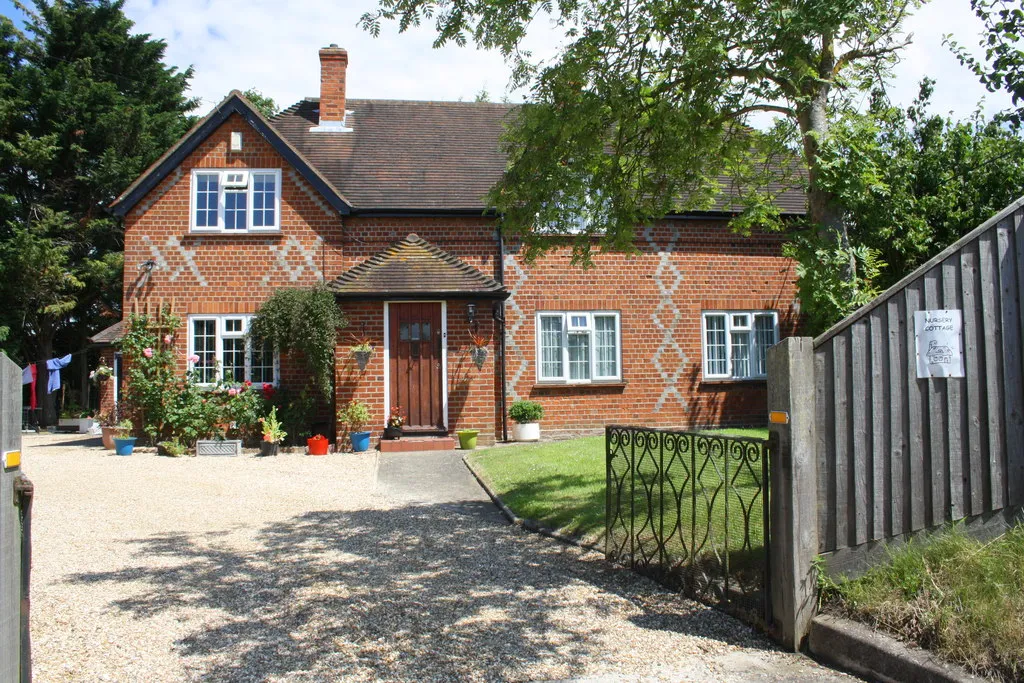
xmin=458 ymin=429 xmax=479 ymax=450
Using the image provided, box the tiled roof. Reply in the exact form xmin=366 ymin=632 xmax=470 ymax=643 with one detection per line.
xmin=328 ymin=234 xmax=508 ymax=300
xmin=270 ymin=98 xmax=807 ymax=214
xmin=89 ymin=320 xmax=124 ymax=345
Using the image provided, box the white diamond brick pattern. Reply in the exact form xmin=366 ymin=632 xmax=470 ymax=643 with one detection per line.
xmin=503 ymin=252 xmax=530 ymax=402
xmin=643 ymin=225 xmax=689 ymax=412
xmin=262 ymin=235 xmax=323 ymax=284
xmin=141 ymin=235 xmax=208 ymax=287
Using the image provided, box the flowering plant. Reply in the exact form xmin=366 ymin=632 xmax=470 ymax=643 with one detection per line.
xmin=470 ymin=332 xmax=490 ymax=348
xmin=89 ymin=363 xmax=113 ymax=383
xmin=259 ymin=406 xmax=287 ymax=443
xmin=387 ymin=405 xmax=405 ymax=429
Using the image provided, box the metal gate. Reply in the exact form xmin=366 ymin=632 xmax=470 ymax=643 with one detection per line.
xmin=605 ymin=425 xmax=771 ymax=625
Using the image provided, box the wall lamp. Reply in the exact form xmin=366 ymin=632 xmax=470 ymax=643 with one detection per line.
xmin=466 ymin=302 xmax=477 ymax=324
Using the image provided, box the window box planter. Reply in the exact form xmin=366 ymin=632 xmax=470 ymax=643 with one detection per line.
xmin=307 ymin=435 xmax=330 ymax=456
xmin=196 ymin=439 xmax=241 ymax=457
xmin=457 ymin=429 xmax=479 ymax=450
xmin=113 ymin=437 xmax=137 ymax=456
xmin=60 ymin=417 xmax=96 ymax=434
xmin=349 ymin=431 xmax=371 ymax=453
xmin=259 ymin=441 xmax=280 ymax=457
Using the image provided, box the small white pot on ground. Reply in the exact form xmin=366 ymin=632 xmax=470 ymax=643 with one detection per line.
xmin=512 ymin=422 xmax=540 ymax=442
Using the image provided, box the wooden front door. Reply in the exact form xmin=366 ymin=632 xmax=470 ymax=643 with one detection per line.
xmin=389 ymin=303 xmax=444 ymax=431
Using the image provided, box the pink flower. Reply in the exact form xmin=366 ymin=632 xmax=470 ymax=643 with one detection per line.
xmin=188 ymin=355 xmax=200 ymax=364
xmin=143 ymin=348 xmax=154 ymax=358
xmin=163 ymin=335 xmax=172 ymax=344
xmin=228 ymin=388 xmax=238 ymax=397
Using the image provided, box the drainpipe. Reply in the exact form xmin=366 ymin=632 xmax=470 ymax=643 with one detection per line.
xmin=496 ymin=226 xmax=508 ymax=442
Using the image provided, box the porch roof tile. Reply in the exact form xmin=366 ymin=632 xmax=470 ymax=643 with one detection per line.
xmin=328 ymin=234 xmax=509 ymax=300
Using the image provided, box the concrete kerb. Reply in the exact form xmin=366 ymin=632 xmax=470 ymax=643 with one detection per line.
xmin=808 ymin=614 xmax=987 ymax=683
xmin=461 ymin=454 xmax=603 ymax=554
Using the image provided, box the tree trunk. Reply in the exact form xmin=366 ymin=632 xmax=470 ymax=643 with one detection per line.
xmin=37 ymin=333 xmax=55 ymax=427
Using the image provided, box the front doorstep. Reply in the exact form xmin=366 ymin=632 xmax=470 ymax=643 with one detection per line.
xmin=379 ymin=436 xmax=456 ymax=453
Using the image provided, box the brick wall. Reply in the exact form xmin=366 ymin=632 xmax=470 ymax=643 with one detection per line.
xmin=113 ymin=113 xmax=800 ymax=443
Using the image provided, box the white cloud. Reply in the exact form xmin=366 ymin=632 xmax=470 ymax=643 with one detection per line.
xmin=125 ymin=0 xmax=1012 ymax=119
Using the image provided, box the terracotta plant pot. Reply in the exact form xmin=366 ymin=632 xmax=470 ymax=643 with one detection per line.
xmin=101 ymin=427 xmax=125 ymax=450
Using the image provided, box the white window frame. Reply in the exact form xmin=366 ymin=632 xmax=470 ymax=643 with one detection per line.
xmin=535 ymin=310 xmax=622 ymax=383
xmin=701 ymin=310 xmax=779 ymax=380
xmin=186 ymin=315 xmax=280 ymax=386
xmin=189 ymin=168 xmax=282 ymax=233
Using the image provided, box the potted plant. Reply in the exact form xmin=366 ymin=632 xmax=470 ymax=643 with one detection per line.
xmin=89 ymin=363 xmax=113 ymax=383
xmin=339 ymin=399 xmax=371 ymax=452
xmin=470 ymin=332 xmax=489 ymax=369
xmin=307 ymin=433 xmax=330 ymax=456
xmin=259 ymin=406 xmax=287 ymax=456
xmin=349 ymin=333 xmax=374 ymax=371
xmin=157 ymin=441 xmax=186 ymax=457
xmin=58 ymin=403 xmax=95 ymax=433
xmin=457 ymin=428 xmax=480 ymax=450
xmin=382 ymin=405 xmax=404 ymax=440
xmin=112 ymin=419 xmax=137 ymax=455
xmin=509 ymin=400 xmax=543 ymax=441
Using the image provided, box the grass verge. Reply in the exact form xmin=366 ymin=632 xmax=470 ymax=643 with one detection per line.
xmin=466 ymin=427 xmax=769 ymax=547
xmin=820 ymin=525 xmax=1024 ymax=682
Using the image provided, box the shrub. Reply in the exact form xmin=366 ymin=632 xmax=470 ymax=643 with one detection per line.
xmin=509 ymin=400 xmax=544 ymax=424
xmin=338 ymin=399 xmax=371 ymax=433
xmin=157 ymin=440 xmax=186 ymax=457
xmin=249 ymin=285 xmax=347 ymax=400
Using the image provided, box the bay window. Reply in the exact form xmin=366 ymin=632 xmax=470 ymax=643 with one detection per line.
xmin=536 ymin=311 xmax=621 ymax=383
xmin=702 ymin=311 xmax=778 ymax=380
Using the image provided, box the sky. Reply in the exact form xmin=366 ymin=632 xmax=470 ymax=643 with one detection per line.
xmin=0 ymin=0 xmax=1015 ymax=121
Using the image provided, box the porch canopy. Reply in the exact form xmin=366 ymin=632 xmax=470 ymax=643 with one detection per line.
xmin=327 ymin=233 xmax=509 ymax=301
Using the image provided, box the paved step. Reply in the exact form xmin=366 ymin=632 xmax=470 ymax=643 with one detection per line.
xmin=378 ymin=436 xmax=456 ymax=453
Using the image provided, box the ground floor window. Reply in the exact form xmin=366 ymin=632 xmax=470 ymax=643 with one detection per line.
xmin=187 ymin=315 xmax=278 ymax=385
xmin=536 ymin=311 xmax=621 ymax=383
xmin=702 ymin=310 xmax=778 ymax=380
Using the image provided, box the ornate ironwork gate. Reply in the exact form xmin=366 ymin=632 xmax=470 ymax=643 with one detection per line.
xmin=605 ymin=425 xmax=772 ymax=625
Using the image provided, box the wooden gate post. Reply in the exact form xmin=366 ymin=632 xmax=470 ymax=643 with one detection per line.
xmin=767 ymin=337 xmax=818 ymax=650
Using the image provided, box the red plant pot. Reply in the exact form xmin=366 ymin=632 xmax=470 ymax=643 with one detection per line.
xmin=307 ymin=435 xmax=329 ymax=456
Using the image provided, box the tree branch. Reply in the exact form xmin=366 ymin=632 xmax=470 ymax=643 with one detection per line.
xmin=720 ymin=103 xmax=796 ymax=121
xmin=833 ymin=38 xmax=911 ymax=77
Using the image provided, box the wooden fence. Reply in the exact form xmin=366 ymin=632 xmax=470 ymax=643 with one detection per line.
xmin=811 ymin=198 xmax=1024 ymax=564
xmin=766 ymin=198 xmax=1024 ymax=647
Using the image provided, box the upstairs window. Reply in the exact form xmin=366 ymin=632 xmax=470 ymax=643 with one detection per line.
xmin=702 ymin=310 xmax=778 ymax=380
xmin=190 ymin=169 xmax=281 ymax=233
xmin=536 ymin=311 xmax=621 ymax=383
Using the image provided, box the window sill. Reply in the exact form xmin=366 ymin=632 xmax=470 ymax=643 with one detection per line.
xmin=532 ymin=380 xmax=627 ymax=389
xmin=187 ymin=229 xmax=282 ymax=236
xmin=700 ymin=377 xmax=768 ymax=386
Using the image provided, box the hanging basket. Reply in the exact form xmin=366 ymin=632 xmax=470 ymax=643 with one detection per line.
xmin=352 ymin=349 xmax=373 ymax=371
xmin=470 ymin=346 xmax=487 ymax=369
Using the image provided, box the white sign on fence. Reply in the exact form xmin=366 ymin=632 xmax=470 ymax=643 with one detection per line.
xmin=914 ymin=309 xmax=964 ymax=378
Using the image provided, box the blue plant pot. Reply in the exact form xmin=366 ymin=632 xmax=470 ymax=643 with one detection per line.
xmin=113 ymin=437 xmax=137 ymax=456
xmin=350 ymin=431 xmax=371 ymax=453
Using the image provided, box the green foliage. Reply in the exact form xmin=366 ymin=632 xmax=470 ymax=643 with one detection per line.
xmin=269 ymin=388 xmax=316 ymax=444
xmin=156 ymin=440 xmax=185 ymax=457
xmin=783 ymin=232 xmax=886 ymax=333
xmin=508 ymin=399 xmax=544 ymax=424
xmin=950 ymin=0 xmax=1024 ymax=127
xmin=362 ymin=0 xmax=920 ymax=268
xmin=249 ymin=285 xmax=347 ymax=401
xmin=121 ymin=312 xmax=270 ymax=446
xmin=259 ymin=406 xmax=287 ymax=443
xmin=242 ymin=88 xmax=279 ymax=118
xmin=338 ymin=399 xmax=370 ymax=433
xmin=823 ymin=525 xmax=1024 ymax=681
xmin=0 ymin=0 xmax=195 ymax=365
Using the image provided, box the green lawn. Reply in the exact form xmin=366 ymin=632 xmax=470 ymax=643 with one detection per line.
xmin=467 ymin=428 xmax=770 ymax=550
xmin=822 ymin=525 xmax=1024 ymax=682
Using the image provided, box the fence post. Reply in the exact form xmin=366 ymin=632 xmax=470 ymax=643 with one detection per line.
xmin=767 ymin=337 xmax=818 ymax=650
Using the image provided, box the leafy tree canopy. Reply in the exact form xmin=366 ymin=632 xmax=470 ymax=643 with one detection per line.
xmin=243 ymin=87 xmax=279 ymax=118
xmin=0 ymin=0 xmax=196 ymax=369
xmin=362 ymin=0 xmax=921 ymax=266
xmin=951 ymin=0 xmax=1024 ymax=126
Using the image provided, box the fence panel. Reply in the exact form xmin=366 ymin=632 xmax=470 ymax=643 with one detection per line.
xmin=606 ymin=425 xmax=771 ymax=624
xmin=812 ymin=200 xmax=1024 ymax=562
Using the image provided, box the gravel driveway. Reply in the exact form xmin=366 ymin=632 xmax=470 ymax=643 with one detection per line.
xmin=23 ymin=432 xmax=850 ymax=682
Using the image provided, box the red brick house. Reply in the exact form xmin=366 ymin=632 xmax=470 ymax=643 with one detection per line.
xmin=95 ymin=45 xmax=803 ymax=445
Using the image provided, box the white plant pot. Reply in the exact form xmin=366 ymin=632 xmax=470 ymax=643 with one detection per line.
xmin=512 ymin=422 xmax=540 ymax=442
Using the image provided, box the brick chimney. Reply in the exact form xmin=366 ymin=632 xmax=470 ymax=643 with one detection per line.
xmin=314 ymin=44 xmax=350 ymax=131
